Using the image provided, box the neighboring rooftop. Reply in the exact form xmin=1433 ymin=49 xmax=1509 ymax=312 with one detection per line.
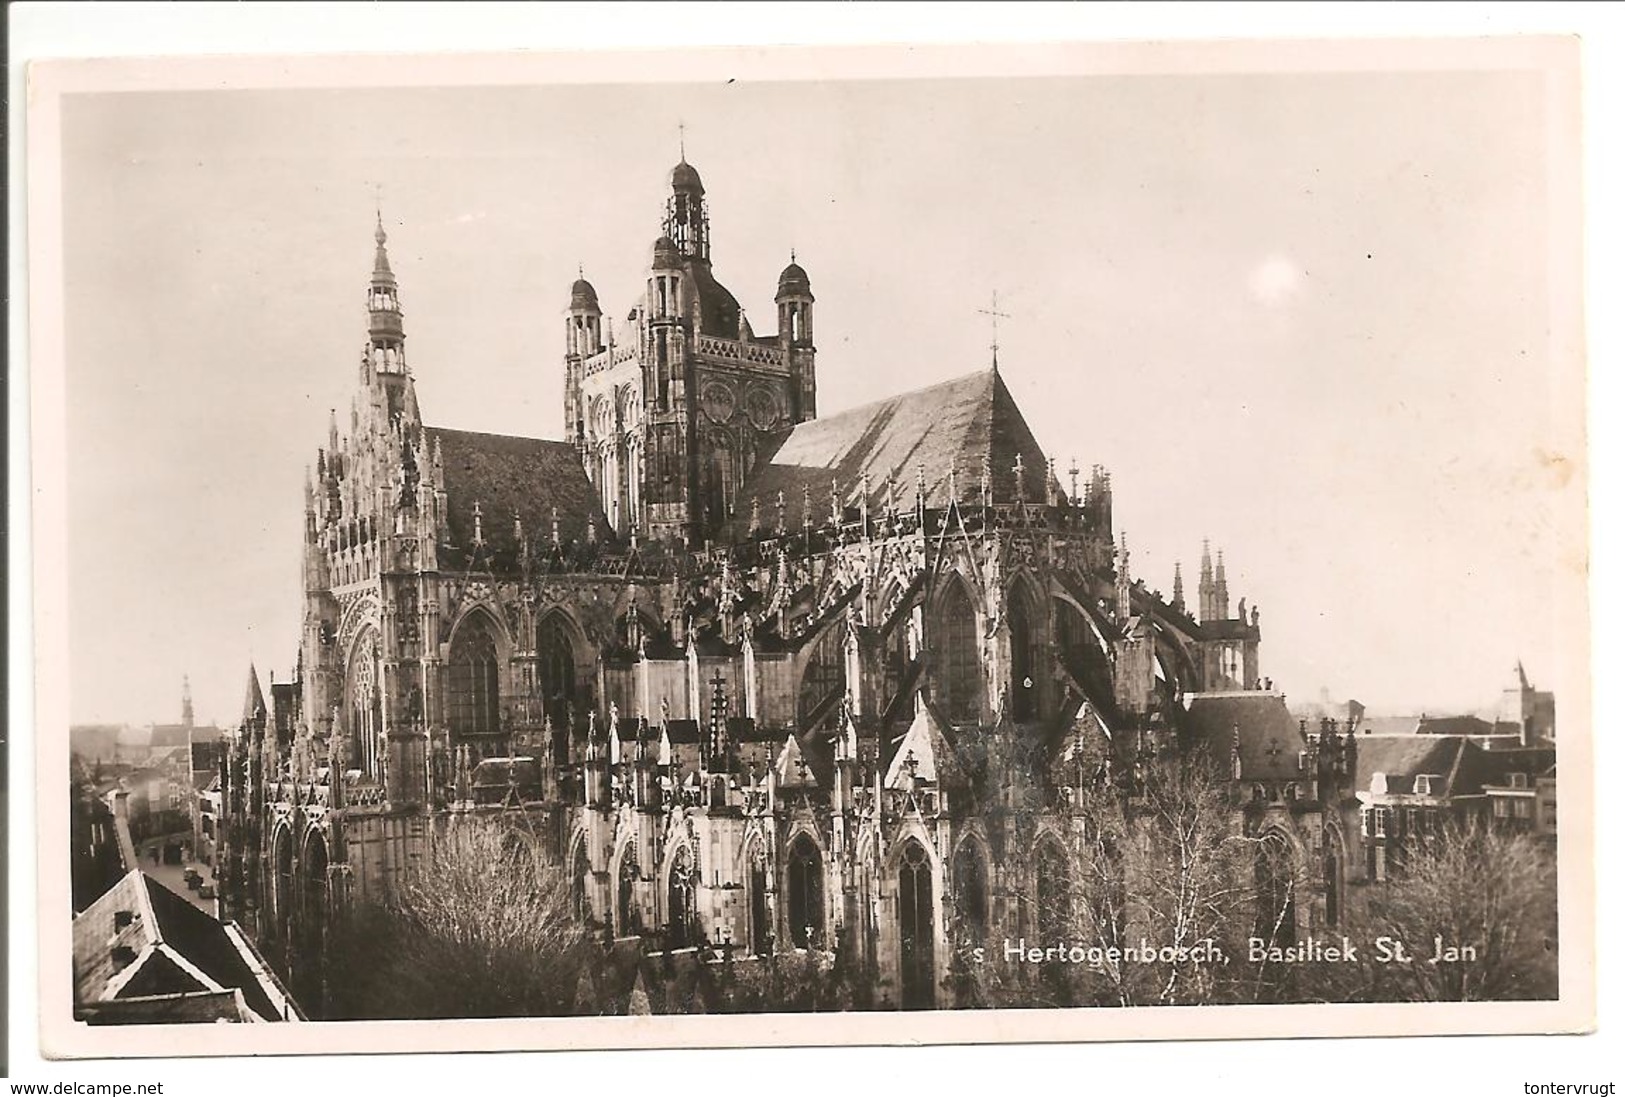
xmin=73 ymin=869 xmax=302 ymax=1023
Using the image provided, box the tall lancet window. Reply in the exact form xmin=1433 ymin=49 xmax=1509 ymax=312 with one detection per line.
xmin=348 ymin=636 xmax=382 ymax=780
xmin=786 ymin=834 xmax=825 ymax=949
xmin=936 ymin=581 xmax=981 ymax=723
xmin=537 ymin=614 xmax=577 ymax=730
xmin=1008 ymin=583 xmax=1040 ymax=721
xmin=448 ymin=614 xmax=501 ymax=742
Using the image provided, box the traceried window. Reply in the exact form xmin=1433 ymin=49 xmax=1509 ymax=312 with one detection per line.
xmin=667 ymin=845 xmax=698 ymax=948
xmin=1254 ymin=832 xmax=1297 ymax=949
xmin=1008 ymin=584 xmax=1040 ymax=721
xmin=936 ymin=581 xmax=980 ymax=723
xmin=786 ymin=834 xmax=825 ymax=949
xmin=448 ymin=615 xmax=501 ymax=740
xmin=537 ymin=615 xmax=578 ymax=729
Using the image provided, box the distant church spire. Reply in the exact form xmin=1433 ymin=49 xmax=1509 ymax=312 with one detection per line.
xmin=181 ymin=674 xmax=194 ymax=728
xmin=1172 ymin=561 xmax=1185 ymax=614
xmin=1198 ymin=539 xmax=1215 ymax=623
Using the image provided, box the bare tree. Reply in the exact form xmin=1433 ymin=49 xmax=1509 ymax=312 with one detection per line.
xmin=329 ymin=815 xmax=597 ymax=1019
xmin=1060 ymin=748 xmax=1294 ymax=1006
xmin=1326 ymin=818 xmax=1558 ymax=1003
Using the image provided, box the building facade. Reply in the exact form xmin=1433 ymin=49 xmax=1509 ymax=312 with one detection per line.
xmin=218 ymin=158 xmax=1351 ymax=1015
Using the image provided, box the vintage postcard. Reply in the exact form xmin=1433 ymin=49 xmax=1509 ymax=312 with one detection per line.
xmin=27 ymin=34 xmax=1591 ymax=1058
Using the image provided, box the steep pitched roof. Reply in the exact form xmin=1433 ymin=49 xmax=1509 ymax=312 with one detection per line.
xmin=1182 ymin=692 xmax=1306 ymax=782
xmin=74 ymin=870 xmax=300 ymax=1022
xmin=727 ymin=368 xmax=1057 ymax=540
xmin=1351 ymin=735 xmax=1465 ymax=796
xmin=426 ymin=426 xmax=608 ymax=569
xmin=884 ymin=703 xmax=966 ymax=789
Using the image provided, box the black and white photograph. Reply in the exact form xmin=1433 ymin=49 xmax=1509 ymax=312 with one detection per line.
xmin=21 ymin=20 xmax=1595 ymax=1064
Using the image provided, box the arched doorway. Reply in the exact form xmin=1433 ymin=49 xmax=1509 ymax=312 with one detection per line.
xmin=1008 ymin=583 xmax=1040 ymax=721
xmin=666 ymin=845 xmax=698 ymax=948
xmin=786 ymin=834 xmax=824 ymax=949
xmin=936 ymin=581 xmax=980 ymax=723
xmin=898 ymin=840 xmax=936 ymax=1010
xmin=952 ymin=839 xmax=990 ymax=946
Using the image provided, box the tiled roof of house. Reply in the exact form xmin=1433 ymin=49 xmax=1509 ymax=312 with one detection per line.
xmin=1416 ymin=715 xmax=1496 ymax=738
xmin=726 ymin=368 xmax=1057 ymax=541
xmin=1351 ymin=735 xmax=1465 ymax=796
xmin=426 ymin=427 xmax=607 ymax=569
xmin=74 ymin=870 xmax=298 ymax=1023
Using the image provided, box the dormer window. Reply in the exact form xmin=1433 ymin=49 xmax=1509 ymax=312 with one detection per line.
xmin=1508 ymin=772 xmax=1529 ymax=789
xmin=1414 ymin=775 xmax=1432 ymax=796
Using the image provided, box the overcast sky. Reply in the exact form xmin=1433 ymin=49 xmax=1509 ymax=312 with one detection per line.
xmin=60 ymin=66 xmax=1577 ymax=725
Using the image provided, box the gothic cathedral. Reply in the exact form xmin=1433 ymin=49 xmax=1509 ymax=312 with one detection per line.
xmin=218 ymin=157 xmax=1352 ymax=1015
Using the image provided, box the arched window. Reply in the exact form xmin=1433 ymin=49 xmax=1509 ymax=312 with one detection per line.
xmin=1322 ymin=836 xmax=1343 ymax=929
xmin=537 ymin=615 xmax=578 ymax=730
xmin=617 ymin=853 xmax=640 ymax=938
xmin=1255 ymin=832 xmax=1298 ymax=948
xmin=797 ymin=626 xmax=846 ymax=728
xmin=273 ymin=829 xmax=294 ymax=933
xmin=1034 ymin=839 xmax=1069 ymax=943
xmin=953 ymin=840 xmax=989 ymax=944
xmin=747 ymin=841 xmax=771 ymax=955
xmin=936 ymin=582 xmax=980 ymax=723
xmin=667 ymin=845 xmax=698 ymax=948
xmin=448 ymin=614 xmax=501 ymax=742
xmin=347 ymin=636 xmax=382 ymax=780
xmin=786 ymin=834 xmax=825 ymax=949
xmin=302 ymin=835 xmax=329 ymax=977
xmin=1008 ymin=583 xmax=1040 ymax=721
xmin=898 ymin=840 xmax=936 ymax=1010
xmin=571 ymin=839 xmax=591 ymax=924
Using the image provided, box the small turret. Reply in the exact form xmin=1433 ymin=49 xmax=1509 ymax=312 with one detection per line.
xmin=775 ymin=251 xmax=814 ymax=347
